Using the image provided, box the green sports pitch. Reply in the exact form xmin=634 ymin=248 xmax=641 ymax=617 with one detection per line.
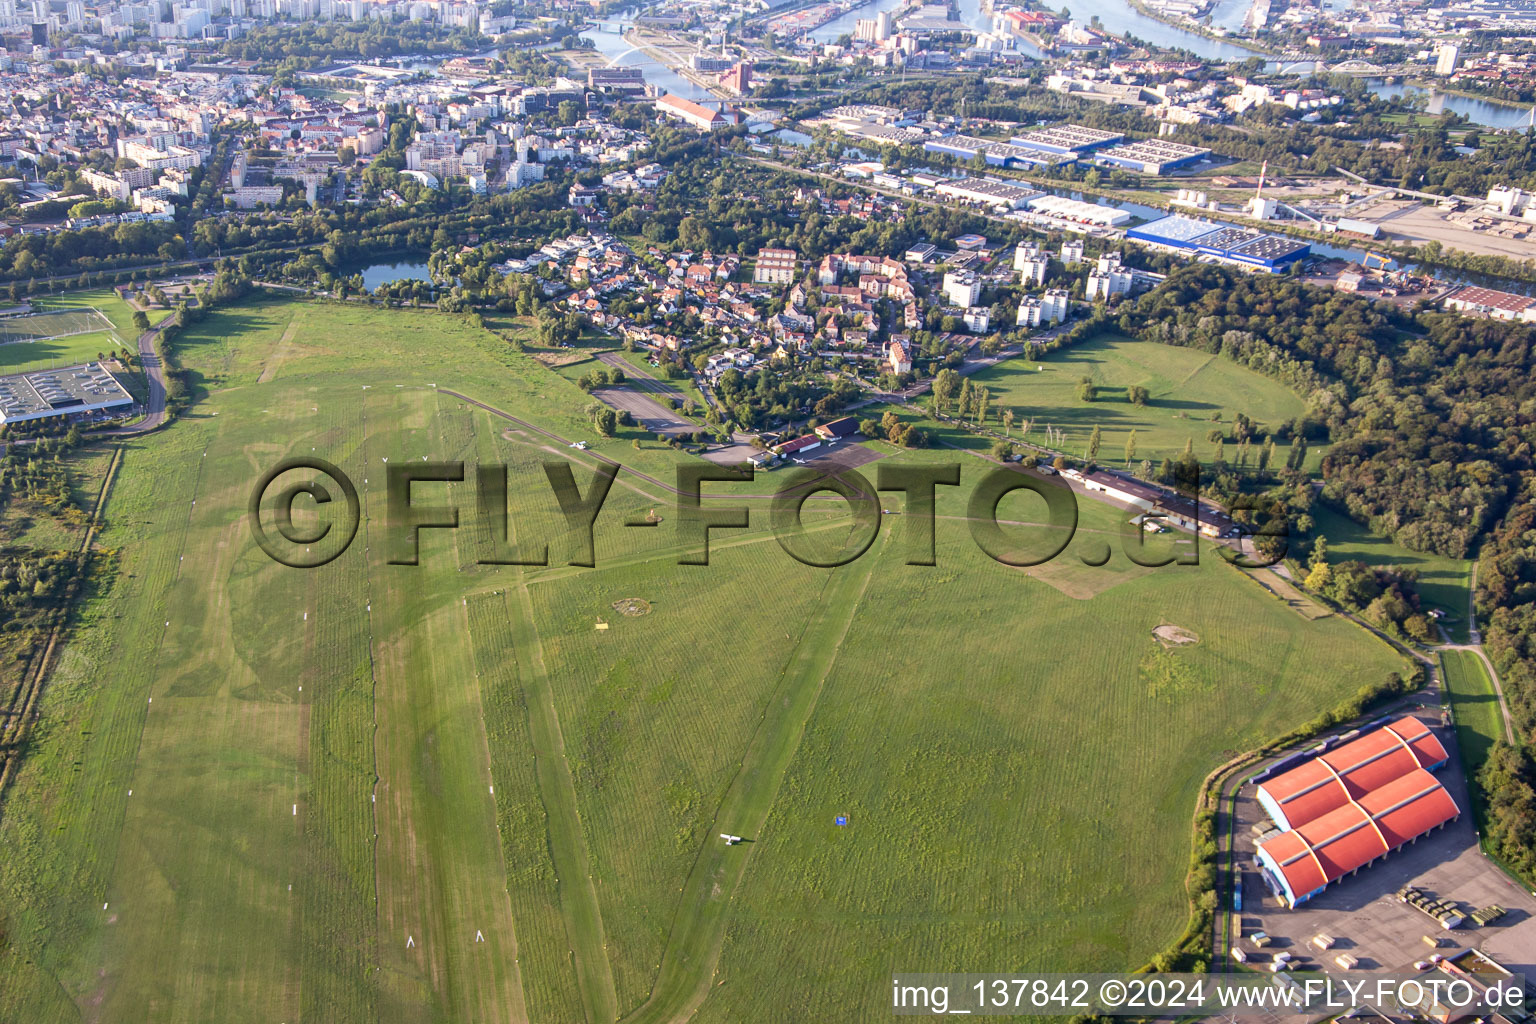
xmin=0 ymin=296 xmax=1411 ymax=1024
xmin=0 ymin=307 xmax=116 ymax=344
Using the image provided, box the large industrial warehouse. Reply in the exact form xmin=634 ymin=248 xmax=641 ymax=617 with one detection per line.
xmin=922 ymin=135 xmax=1077 ymax=169
xmin=1094 ymin=138 xmax=1211 ymax=174
xmin=1126 ymin=214 xmax=1311 ymax=272
xmin=1021 ymin=194 xmax=1133 ymax=228
xmin=1007 ymin=124 xmax=1124 ymax=156
xmin=0 ymin=363 xmax=134 ymax=425
xmin=1252 ymin=717 xmax=1459 ymax=908
xmin=934 ymin=177 xmax=1045 ymax=210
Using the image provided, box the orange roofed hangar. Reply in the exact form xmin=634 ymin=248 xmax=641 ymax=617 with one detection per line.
xmin=1253 ymin=717 xmax=1458 ymax=908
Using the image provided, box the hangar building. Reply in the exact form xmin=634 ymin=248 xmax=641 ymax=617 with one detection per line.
xmin=1253 ymin=717 xmax=1458 ymax=908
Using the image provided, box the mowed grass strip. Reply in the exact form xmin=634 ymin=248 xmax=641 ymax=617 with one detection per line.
xmin=524 ymin=534 xmax=858 ymax=1016
xmin=0 ymin=429 xmax=207 ymax=1021
xmin=95 ymin=387 xmax=379 ymax=1023
xmin=1441 ymin=650 xmax=1506 ymax=778
xmin=363 ymin=393 xmax=531 ymax=1024
xmin=468 ymin=591 xmax=587 ymax=1024
xmin=621 ymin=534 xmax=882 ymax=1024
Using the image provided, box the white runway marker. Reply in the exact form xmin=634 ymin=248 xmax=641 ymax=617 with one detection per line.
xmin=104 ymin=903 xmax=108 ymax=910
xmin=406 ymin=935 xmax=415 ymax=948
xmin=292 ymin=804 xmax=297 ymax=815
xmin=476 ymin=930 xmax=484 ymax=943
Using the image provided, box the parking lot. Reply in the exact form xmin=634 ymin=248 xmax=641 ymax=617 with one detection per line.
xmin=1232 ymin=713 xmax=1536 ymax=980
xmin=590 ymin=384 xmax=697 ymax=439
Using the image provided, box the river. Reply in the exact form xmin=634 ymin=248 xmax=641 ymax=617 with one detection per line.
xmin=808 ymin=0 xmax=910 ymax=42
xmin=580 ymin=11 xmax=714 ymax=100
xmin=591 ymin=0 xmax=1534 ymax=128
xmin=809 ymin=0 xmax=1251 ymax=59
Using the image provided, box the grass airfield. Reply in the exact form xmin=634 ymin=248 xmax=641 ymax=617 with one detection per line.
xmin=0 ymin=297 xmax=1407 ymax=1023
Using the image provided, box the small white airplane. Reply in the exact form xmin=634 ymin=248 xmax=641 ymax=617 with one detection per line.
xmin=720 ymin=834 xmax=743 ymax=845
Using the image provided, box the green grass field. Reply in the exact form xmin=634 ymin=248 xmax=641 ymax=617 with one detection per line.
xmin=0 ymin=296 xmax=1410 ymax=1023
xmin=0 ymin=308 xmax=113 ymax=343
xmin=1441 ymin=649 xmax=1505 ymax=784
xmin=956 ymin=334 xmax=1315 ymax=470
xmin=32 ymin=287 xmax=173 ymax=337
xmin=0 ymin=288 xmax=173 ymax=377
xmin=0 ymin=306 xmax=127 ymax=374
xmin=1312 ymin=505 xmax=1473 ymax=641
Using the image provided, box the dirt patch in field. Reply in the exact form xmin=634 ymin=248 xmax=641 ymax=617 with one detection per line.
xmin=612 ymin=598 xmax=652 ymax=617
xmin=1153 ymin=623 xmax=1199 ymax=648
xmin=529 ymin=349 xmax=593 ymax=368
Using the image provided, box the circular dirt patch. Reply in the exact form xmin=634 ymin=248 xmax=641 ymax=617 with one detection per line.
xmin=612 ymin=598 xmax=652 ymax=617
xmin=1153 ymin=624 xmax=1199 ymax=648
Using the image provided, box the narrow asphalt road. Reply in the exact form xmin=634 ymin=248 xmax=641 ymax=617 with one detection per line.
xmin=105 ymin=322 xmax=170 ymax=435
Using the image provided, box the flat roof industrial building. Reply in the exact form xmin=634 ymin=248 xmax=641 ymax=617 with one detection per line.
xmin=1126 ymin=214 xmax=1310 ymax=272
xmin=1021 ymin=194 xmax=1132 ymax=227
xmin=1008 ymin=124 xmax=1124 ymax=154
xmin=923 ymin=135 xmax=1077 ymax=169
xmin=934 ymin=176 xmax=1045 ymax=209
xmin=826 ymin=119 xmax=928 ymax=146
xmin=0 ymin=362 xmax=134 ymax=425
xmin=1094 ymin=139 xmax=1211 ymax=174
xmin=1252 ymin=717 xmax=1458 ymax=908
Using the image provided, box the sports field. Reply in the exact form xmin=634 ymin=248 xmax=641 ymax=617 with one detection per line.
xmin=0 ymin=307 xmax=125 ymax=375
xmin=0 ymin=308 xmax=113 ymax=344
xmin=0 ymin=296 xmax=1408 ymax=1023
xmin=0 ymin=290 xmax=169 ymax=376
xmin=952 ymin=333 xmax=1315 ymax=470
